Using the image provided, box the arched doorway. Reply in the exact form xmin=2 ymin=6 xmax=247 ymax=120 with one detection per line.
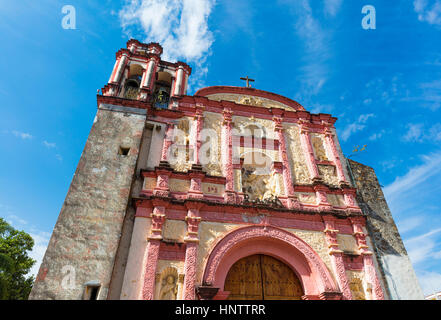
xmin=224 ymin=254 xmax=304 ymax=300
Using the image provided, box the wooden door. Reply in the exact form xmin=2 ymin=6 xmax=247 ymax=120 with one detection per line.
xmin=224 ymin=254 xmax=304 ymax=300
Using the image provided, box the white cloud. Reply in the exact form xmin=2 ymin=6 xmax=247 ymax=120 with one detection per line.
xmin=403 ymin=123 xmax=423 ymax=142
xmin=43 ymin=140 xmax=56 ymax=148
xmin=324 ymin=0 xmax=343 ymax=17
xmin=340 ymin=113 xmax=374 ymax=141
xmin=414 ymin=0 xmax=441 ymax=26
xmin=119 ymin=0 xmax=215 ymax=88
xmin=418 ymin=270 xmax=441 ymax=295
xmin=369 ymin=129 xmax=385 ymax=141
xmin=55 ymin=154 xmax=63 ymax=162
xmin=28 ymin=230 xmax=50 ymax=277
xmin=12 ymin=130 xmax=33 ymax=140
xmin=403 ymin=122 xmax=441 ymax=142
xmin=384 ymin=151 xmax=441 ymax=206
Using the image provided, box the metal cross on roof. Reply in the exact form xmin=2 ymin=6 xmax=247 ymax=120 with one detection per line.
xmin=240 ymin=76 xmax=255 ymax=88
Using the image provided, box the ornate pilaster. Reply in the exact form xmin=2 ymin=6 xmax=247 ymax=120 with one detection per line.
xmin=299 ymin=121 xmax=321 ymax=181
xmin=343 ymin=189 xmax=362 ymax=213
xmin=322 ymin=216 xmax=352 ymax=300
xmin=111 ymin=52 xmax=129 ymax=85
xmin=183 ymin=202 xmax=203 ymax=300
xmin=350 ymin=217 xmax=385 ymax=300
xmin=222 ymin=108 xmax=235 ymax=202
xmin=161 ymin=123 xmax=175 ymax=162
xmin=142 ymin=202 xmax=167 ymax=300
xmin=273 ymin=117 xmax=299 ymax=209
xmin=324 ymin=126 xmax=347 ymax=185
xmin=193 ymin=105 xmax=205 ymax=165
xmin=188 ymin=165 xmax=205 ymax=200
xmin=153 ymin=164 xmax=173 ymax=198
xmin=314 ymin=185 xmax=332 ymax=211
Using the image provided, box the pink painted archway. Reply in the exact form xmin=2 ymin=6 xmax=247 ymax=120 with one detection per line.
xmin=202 ymin=225 xmax=339 ymax=298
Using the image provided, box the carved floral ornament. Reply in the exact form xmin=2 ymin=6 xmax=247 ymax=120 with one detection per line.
xmin=206 ymin=93 xmax=297 ymax=111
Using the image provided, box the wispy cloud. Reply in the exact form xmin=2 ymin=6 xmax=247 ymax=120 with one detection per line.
xmin=28 ymin=230 xmax=50 ymax=277
xmin=418 ymin=270 xmax=441 ymax=296
xmin=383 ymin=151 xmax=441 ymax=294
xmin=384 ymin=151 xmax=441 ymax=207
xmin=324 ymin=0 xmax=343 ymax=17
xmin=43 ymin=140 xmax=56 ymax=148
xmin=12 ymin=130 xmax=33 ymax=140
xmin=281 ymin=0 xmax=334 ymax=102
xmin=414 ymin=0 xmax=441 ymax=26
xmin=119 ymin=0 xmax=215 ymax=88
xmin=403 ymin=122 xmax=441 ymax=142
xmin=340 ymin=113 xmax=374 ymax=141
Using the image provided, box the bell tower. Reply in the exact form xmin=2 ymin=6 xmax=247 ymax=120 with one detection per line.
xmin=29 ymin=39 xmax=192 ymax=300
xmin=102 ymin=39 xmax=191 ymax=108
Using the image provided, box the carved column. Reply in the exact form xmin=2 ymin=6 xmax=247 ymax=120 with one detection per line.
xmin=153 ymin=165 xmax=172 ymax=198
xmin=322 ymin=216 xmax=352 ymax=300
xmin=222 ymin=108 xmax=235 ymax=202
xmin=193 ymin=105 xmax=205 ymax=165
xmin=182 ymin=202 xmax=203 ymax=300
xmin=161 ymin=123 xmax=175 ymax=162
xmin=350 ymin=217 xmax=385 ymax=300
xmin=111 ymin=52 xmax=129 ymax=85
xmin=142 ymin=202 xmax=167 ymax=300
xmin=142 ymin=56 xmax=159 ymax=91
xmin=188 ymin=169 xmax=204 ymax=200
xmin=298 ymin=121 xmax=321 ymax=181
xmin=343 ymin=189 xmax=362 ymax=213
xmin=324 ymin=127 xmax=347 ymax=184
xmin=314 ymin=185 xmax=332 ymax=211
xmin=273 ymin=117 xmax=299 ymax=209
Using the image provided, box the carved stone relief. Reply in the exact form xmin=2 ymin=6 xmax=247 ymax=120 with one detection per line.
xmin=158 ymin=267 xmax=179 ymax=300
xmin=206 ymin=93 xmax=296 ymax=112
xmin=285 ymin=126 xmax=311 ymax=185
xmin=295 ymin=192 xmax=317 ymax=204
xmin=317 ymin=164 xmax=339 ymax=187
xmin=170 ymin=117 xmax=193 ymax=173
xmin=311 ymin=134 xmax=329 ymax=161
xmin=327 ymin=194 xmax=346 ymax=207
xmin=346 ymin=271 xmax=367 ymax=300
xmin=201 ymin=112 xmax=223 ymax=176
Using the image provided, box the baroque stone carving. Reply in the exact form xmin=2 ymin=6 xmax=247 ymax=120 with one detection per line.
xmin=203 ymin=226 xmax=337 ymax=293
xmin=201 ymin=112 xmax=223 ymax=176
xmin=311 ymin=134 xmax=329 ymax=161
xmin=158 ymin=267 xmax=179 ymax=300
xmin=206 ymin=93 xmax=296 ymax=112
xmin=318 ymin=164 xmax=339 ymax=187
xmin=285 ymin=126 xmax=311 ymax=184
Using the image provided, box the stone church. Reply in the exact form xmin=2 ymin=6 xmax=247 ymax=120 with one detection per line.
xmin=29 ymin=40 xmax=423 ymax=300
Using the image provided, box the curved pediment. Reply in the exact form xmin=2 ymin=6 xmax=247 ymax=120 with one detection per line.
xmin=195 ymin=86 xmax=305 ymax=112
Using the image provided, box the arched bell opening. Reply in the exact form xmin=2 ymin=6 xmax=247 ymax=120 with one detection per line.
xmin=153 ymin=71 xmax=172 ymax=109
xmin=123 ymin=64 xmax=144 ymax=100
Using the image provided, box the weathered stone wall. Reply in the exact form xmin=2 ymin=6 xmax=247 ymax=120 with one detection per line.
xmin=29 ymin=104 xmax=147 ymax=300
xmin=348 ymin=159 xmax=424 ymax=300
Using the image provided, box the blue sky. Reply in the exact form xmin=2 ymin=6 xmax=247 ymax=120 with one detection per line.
xmin=1 ymin=0 xmax=441 ymax=296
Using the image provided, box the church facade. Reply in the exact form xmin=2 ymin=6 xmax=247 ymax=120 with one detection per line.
xmin=29 ymin=40 xmax=423 ymax=300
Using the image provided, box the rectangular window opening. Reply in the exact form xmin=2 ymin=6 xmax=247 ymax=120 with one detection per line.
xmin=119 ymin=146 xmax=130 ymax=156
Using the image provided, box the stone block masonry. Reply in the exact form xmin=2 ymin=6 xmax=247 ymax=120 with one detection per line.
xmin=29 ymin=104 xmax=146 ymax=300
xmin=348 ymin=159 xmax=424 ymax=300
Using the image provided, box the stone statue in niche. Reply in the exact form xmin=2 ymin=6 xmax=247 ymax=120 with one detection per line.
xmin=349 ymin=278 xmax=366 ymax=300
xmin=241 ymin=166 xmax=268 ymax=201
xmin=311 ymin=135 xmax=328 ymax=161
xmin=159 ymin=267 xmax=178 ymax=300
xmin=241 ymin=166 xmax=281 ymax=202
